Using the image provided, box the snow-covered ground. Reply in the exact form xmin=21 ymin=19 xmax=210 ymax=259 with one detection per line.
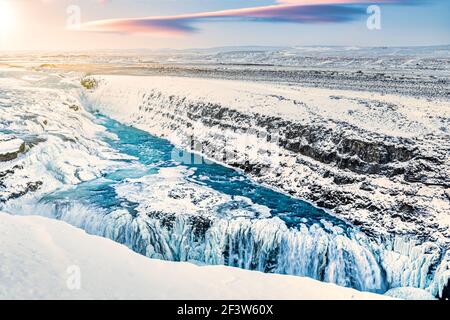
xmin=86 ymin=75 xmax=450 ymax=244
xmin=3 ymin=46 xmax=448 ymax=99
xmin=84 ymin=74 xmax=450 ymax=298
xmin=0 ymin=212 xmax=393 ymax=300
xmin=0 ymin=53 xmax=449 ymax=300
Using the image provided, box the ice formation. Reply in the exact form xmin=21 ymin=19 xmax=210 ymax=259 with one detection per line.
xmin=0 ymin=65 xmax=448 ymax=299
xmin=1 ymin=211 xmax=395 ymax=300
xmin=83 ymin=75 xmax=449 ymax=298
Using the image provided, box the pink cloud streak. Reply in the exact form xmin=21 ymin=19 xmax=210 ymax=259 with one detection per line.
xmin=79 ymin=0 xmax=419 ymax=36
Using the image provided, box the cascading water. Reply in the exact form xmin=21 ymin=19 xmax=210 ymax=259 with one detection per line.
xmin=1 ymin=76 xmax=447 ymax=298
xmin=7 ymin=113 xmax=448 ymax=297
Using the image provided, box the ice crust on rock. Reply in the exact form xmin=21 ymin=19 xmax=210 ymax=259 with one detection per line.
xmin=0 ymin=135 xmax=25 ymax=161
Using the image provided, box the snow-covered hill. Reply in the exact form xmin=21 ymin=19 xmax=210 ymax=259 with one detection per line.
xmin=0 ymin=212 xmax=391 ymax=300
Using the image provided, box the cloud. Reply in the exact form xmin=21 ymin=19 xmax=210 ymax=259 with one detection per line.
xmin=276 ymin=0 xmax=420 ymax=4
xmin=79 ymin=0 xmax=424 ymax=36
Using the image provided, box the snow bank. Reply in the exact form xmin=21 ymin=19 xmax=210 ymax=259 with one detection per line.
xmin=0 ymin=136 xmax=24 ymax=155
xmin=0 ymin=135 xmax=25 ymax=161
xmin=0 ymin=212 xmax=390 ymax=300
xmin=384 ymin=288 xmax=436 ymax=300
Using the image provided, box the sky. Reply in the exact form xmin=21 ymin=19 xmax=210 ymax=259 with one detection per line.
xmin=0 ymin=0 xmax=449 ymax=51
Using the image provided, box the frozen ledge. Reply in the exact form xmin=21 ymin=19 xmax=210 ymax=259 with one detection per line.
xmin=0 ymin=212 xmax=392 ymax=300
xmin=0 ymin=135 xmax=25 ymax=162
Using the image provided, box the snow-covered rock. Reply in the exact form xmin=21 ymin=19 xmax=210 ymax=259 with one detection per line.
xmin=85 ymin=75 xmax=450 ymax=245
xmin=84 ymin=75 xmax=450 ymax=298
xmin=0 ymin=135 xmax=25 ymax=162
xmin=0 ymin=67 xmax=448 ymax=299
xmin=0 ymin=212 xmax=391 ymax=300
xmin=0 ymin=74 xmax=127 ymax=203
xmin=384 ymin=287 xmax=437 ymax=300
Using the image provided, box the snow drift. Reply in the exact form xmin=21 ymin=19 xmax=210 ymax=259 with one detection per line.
xmin=0 ymin=212 xmax=393 ymax=300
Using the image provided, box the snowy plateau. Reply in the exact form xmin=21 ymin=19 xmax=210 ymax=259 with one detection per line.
xmin=0 ymin=47 xmax=449 ymax=300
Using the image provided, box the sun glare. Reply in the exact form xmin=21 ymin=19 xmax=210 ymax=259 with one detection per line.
xmin=0 ymin=1 xmax=15 ymax=35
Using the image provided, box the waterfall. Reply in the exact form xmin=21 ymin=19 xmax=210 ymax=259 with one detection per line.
xmin=6 ymin=198 xmax=389 ymax=293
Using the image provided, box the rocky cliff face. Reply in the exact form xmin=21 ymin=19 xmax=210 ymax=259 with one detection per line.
xmin=2 ymin=66 xmax=448 ymax=298
xmin=85 ymin=75 xmax=449 ymax=298
xmin=87 ymin=76 xmax=450 ymax=247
